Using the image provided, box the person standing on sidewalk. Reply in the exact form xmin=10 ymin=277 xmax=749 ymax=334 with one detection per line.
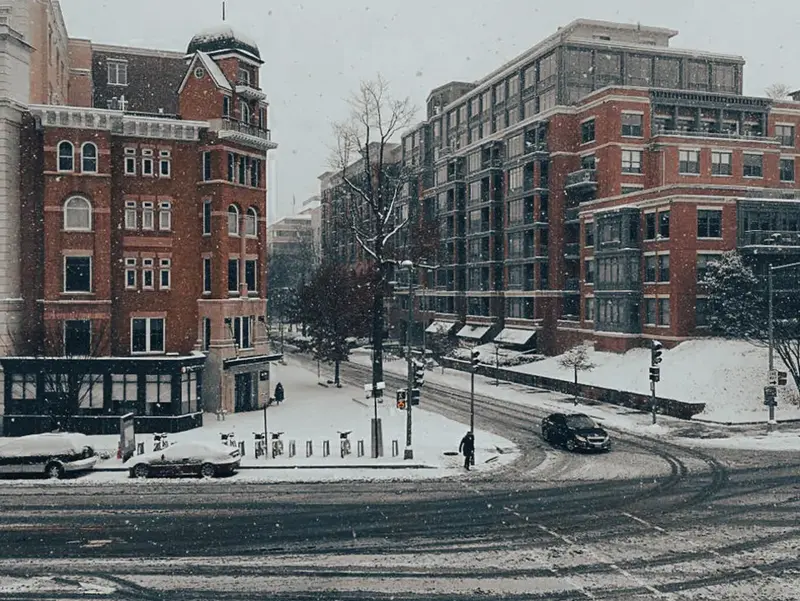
xmin=459 ymin=431 xmax=475 ymax=470
xmin=274 ymin=382 xmax=285 ymax=405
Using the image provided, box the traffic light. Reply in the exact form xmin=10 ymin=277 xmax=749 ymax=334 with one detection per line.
xmin=471 ymin=349 xmax=480 ymax=371
xmin=395 ymin=389 xmax=407 ymax=409
xmin=651 ymin=340 xmax=663 ymax=366
xmin=649 ymin=367 xmax=660 ymax=382
xmin=410 ymin=388 xmax=420 ymax=406
xmin=778 ymin=371 xmax=788 ymax=386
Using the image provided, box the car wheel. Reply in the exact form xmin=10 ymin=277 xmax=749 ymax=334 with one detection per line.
xmin=542 ymin=428 xmax=551 ymax=443
xmin=200 ymin=463 xmax=216 ymax=478
xmin=565 ymin=439 xmax=577 ymax=452
xmin=45 ymin=462 xmax=64 ymax=480
xmin=133 ymin=463 xmax=150 ymax=479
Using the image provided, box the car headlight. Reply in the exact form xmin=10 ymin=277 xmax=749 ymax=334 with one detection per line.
xmin=575 ymin=435 xmax=587 ymax=442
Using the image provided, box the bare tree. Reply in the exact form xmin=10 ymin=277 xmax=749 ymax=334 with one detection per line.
xmin=558 ymin=343 xmax=597 ymax=406
xmin=330 ymin=75 xmax=416 ymax=391
xmin=765 ymin=83 xmax=792 ymax=100
xmin=7 ymin=320 xmax=111 ymax=431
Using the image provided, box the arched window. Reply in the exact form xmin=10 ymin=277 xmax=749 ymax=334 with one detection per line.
xmin=58 ymin=141 xmax=74 ymax=171
xmin=63 ymin=196 xmax=92 ymax=231
xmin=240 ymin=101 xmax=250 ymax=124
xmin=245 ymin=207 xmax=258 ymax=237
xmin=227 ymin=205 xmax=240 ymax=235
xmin=81 ymin=142 xmax=98 ymax=173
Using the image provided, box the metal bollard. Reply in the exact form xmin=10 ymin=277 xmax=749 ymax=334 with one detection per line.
xmin=288 ymin=440 xmax=296 ymax=458
xmin=136 ymin=442 xmax=144 ymax=455
xmin=357 ymin=440 xmax=365 ymax=457
xmin=391 ymin=440 xmax=399 ymax=457
xmin=238 ymin=441 xmax=245 ymax=456
xmin=305 ymin=440 xmax=313 ymax=457
xmin=322 ymin=440 xmax=330 ymax=457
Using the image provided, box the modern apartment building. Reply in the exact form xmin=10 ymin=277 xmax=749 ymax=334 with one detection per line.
xmin=1 ymin=9 xmax=278 ymax=435
xmin=324 ymin=19 xmax=800 ymax=354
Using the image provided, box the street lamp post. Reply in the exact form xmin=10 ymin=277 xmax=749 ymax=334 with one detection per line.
xmin=767 ymin=261 xmax=800 ymax=424
xmin=401 ymin=259 xmax=415 ymax=461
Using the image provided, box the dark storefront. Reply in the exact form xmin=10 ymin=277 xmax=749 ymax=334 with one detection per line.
xmin=1 ymin=355 xmax=206 ymax=436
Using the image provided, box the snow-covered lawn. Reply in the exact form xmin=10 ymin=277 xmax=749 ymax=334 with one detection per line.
xmin=78 ymin=358 xmax=518 ymax=483
xmin=512 ymin=338 xmax=800 ymax=424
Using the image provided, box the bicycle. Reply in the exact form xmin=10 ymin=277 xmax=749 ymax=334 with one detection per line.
xmin=153 ymin=433 xmax=169 ymax=452
xmin=338 ymin=430 xmax=352 ymax=458
xmin=253 ymin=432 xmax=266 ymax=458
xmin=220 ymin=432 xmax=237 ymax=448
xmin=271 ymin=432 xmax=284 ymax=458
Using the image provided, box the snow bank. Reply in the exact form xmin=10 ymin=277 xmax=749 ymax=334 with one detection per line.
xmin=513 ymin=339 xmax=800 ymax=423
xmin=451 ymin=343 xmax=543 ymax=367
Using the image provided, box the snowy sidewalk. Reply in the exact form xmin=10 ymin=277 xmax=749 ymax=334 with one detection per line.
xmin=349 ymin=350 xmax=800 ymax=453
xmin=81 ymin=358 xmax=519 ymax=483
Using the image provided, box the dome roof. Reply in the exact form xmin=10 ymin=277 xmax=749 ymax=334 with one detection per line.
xmin=186 ymin=25 xmax=261 ymax=60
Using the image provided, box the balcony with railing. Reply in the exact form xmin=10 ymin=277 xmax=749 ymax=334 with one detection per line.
xmin=564 ymin=277 xmax=580 ymax=291
xmin=564 ymin=243 xmax=580 ymax=258
xmin=739 ymin=229 xmax=800 ymax=252
xmin=236 ymin=79 xmax=267 ymax=101
xmin=214 ymin=117 xmax=276 ymax=150
xmin=565 ymin=169 xmax=597 ymax=191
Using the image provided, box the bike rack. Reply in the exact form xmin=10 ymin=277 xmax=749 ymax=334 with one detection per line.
xmin=288 ymin=440 xmax=296 ymax=457
xmin=322 ymin=440 xmax=330 ymax=457
xmin=305 ymin=440 xmax=313 ymax=457
xmin=357 ymin=440 xmax=365 ymax=457
xmin=238 ymin=441 xmax=245 ymax=457
xmin=136 ymin=442 xmax=145 ymax=455
xmin=391 ymin=440 xmax=399 ymax=457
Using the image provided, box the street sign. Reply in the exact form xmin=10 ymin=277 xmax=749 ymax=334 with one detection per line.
xmin=778 ymin=371 xmax=788 ymax=386
xmin=768 ymin=369 xmax=778 ymax=385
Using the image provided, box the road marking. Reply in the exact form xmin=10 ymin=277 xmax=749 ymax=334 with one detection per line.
xmin=81 ymin=539 xmax=113 ymax=549
xmin=622 ymin=511 xmax=666 ymax=532
xmin=537 ymin=523 xmax=667 ymax=598
xmin=547 ymin=566 xmax=596 ymax=599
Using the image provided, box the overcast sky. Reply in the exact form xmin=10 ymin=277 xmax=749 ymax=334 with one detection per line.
xmin=59 ymin=0 xmax=800 ymax=221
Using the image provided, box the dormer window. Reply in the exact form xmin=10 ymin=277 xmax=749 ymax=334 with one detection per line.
xmin=238 ymin=67 xmax=251 ymax=86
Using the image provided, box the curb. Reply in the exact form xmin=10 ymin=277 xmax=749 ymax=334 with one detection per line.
xmin=95 ymin=463 xmax=436 ymax=473
xmin=691 ymin=417 xmax=800 ymax=426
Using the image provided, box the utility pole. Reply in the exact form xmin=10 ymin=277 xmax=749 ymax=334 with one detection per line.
xmin=470 ymin=349 xmax=479 ymax=465
xmin=402 ymin=260 xmax=415 ymax=461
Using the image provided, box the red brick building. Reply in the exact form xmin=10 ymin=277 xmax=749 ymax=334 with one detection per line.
xmin=3 ymin=26 xmax=278 ymax=435
xmin=362 ymin=19 xmax=800 ymax=355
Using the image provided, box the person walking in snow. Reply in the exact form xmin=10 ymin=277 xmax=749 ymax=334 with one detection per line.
xmin=459 ymin=431 xmax=475 ymax=470
xmin=274 ymin=382 xmax=285 ymax=405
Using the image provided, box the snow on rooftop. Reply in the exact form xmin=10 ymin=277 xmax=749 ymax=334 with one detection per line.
xmin=189 ymin=24 xmax=259 ymax=54
xmin=196 ymin=51 xmax=231 ymax=91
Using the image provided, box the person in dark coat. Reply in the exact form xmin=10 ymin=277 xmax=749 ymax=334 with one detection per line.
xmin=459 ymin=431 xmax=475 ymax=470
xmin=274 ymin=382 xmax=285 ymax=404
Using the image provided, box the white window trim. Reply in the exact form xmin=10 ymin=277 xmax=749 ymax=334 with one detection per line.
xmin=245 ymin=208 xmax=258 ymax=237
xmin=63 ymin=255 xmax=92 ymax=294
xmin=159 ymin=202 xmax=172 ymax=231
xmin=57 ymin=140 xmax=74 ymax=172
xmin=228 ymin=206 xmax=240 ymax=236
xmin=107 ymin=60 xmax=128 ymax=86
xmin=130 ymin=317 xmax=165 ymax=355
xmin=124 ymin=201 xmax=137 ymax=230
xmin=141 ymin=157 xmax=154 ymax=176
xmin=80 ymin=142 xmax=98 ymax=174
xmin=141 ymin=202 xmax=154 ymax=230
xmin=125 ymin=257 xmax=137 ymax=290
xmin=203 ymin=257 xmax=212 ymax=294
xmin=203 ymin=200 xmax=212 ymax=236
xmin=142 ymin=258 xmax=154 ymax=290
xmin=159 ymin=259 xmax=171 ymax=290
xmin=124 ymin=156 xmax=136 ymax=175
xmin=159 ymin=157 xmax=171 ymax=178
xmin=63 ymin=196 xmax=92 ymax=232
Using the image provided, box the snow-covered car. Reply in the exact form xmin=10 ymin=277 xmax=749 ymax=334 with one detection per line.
xmin=0 ymin=432 xmax=98 ymax=479
xmin=124 ymin=441 xmax=240 ymax=479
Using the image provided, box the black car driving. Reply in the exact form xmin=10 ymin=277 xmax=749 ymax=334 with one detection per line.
xmin=541 ymin=413 xmax=611 ymax=452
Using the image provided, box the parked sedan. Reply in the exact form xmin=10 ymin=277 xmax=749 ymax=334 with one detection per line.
xmin=541 ymin=413 xmax=611 ymax=452
xmin=0 ymin=432 xmax=98 ymax=479
xmin=125 ymin=441 xmax=240 ymax=479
